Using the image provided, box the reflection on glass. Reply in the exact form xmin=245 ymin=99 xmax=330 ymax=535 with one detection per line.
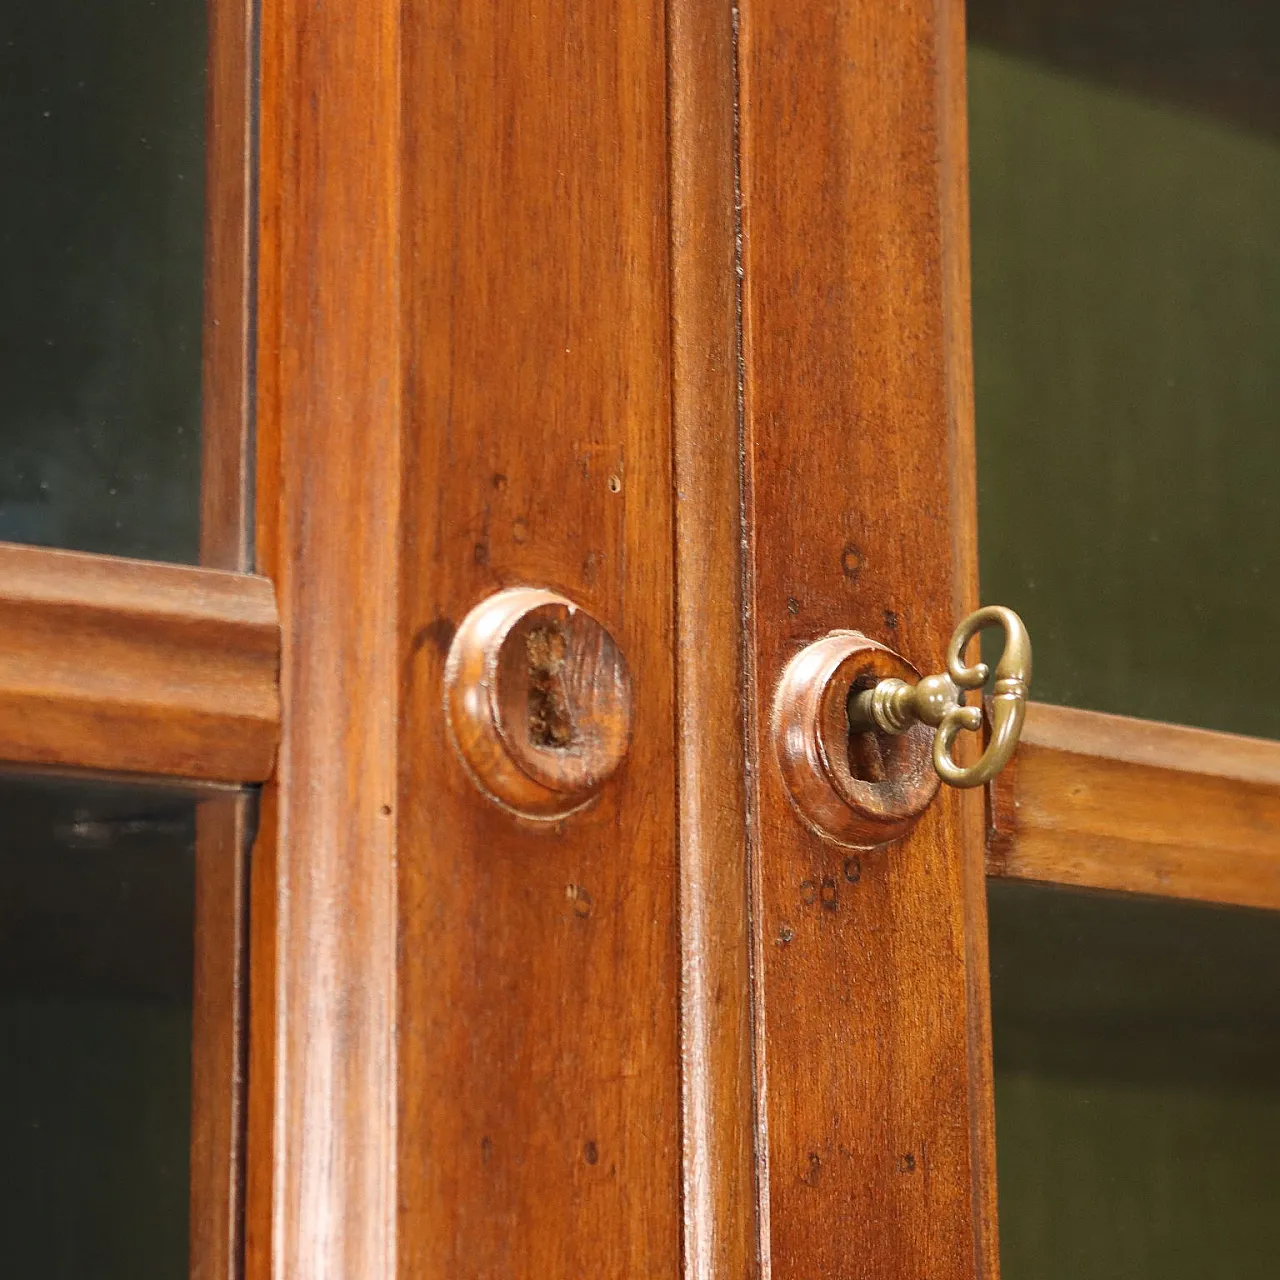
xmin=990 ymin=880 xmax=1280 ymax=1279
xmin=969 ymin=0 xmax=1280 ymax=739
xmin=0 ymin=775 xmax=196 ymax=1278
xmin=0 ymin=1 xmax=206 ymax=562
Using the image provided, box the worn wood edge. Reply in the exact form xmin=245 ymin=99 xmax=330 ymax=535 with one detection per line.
xmin=0 ymin=762 xmax=242 ymax=795
xmin=247 ymin=0 xmax=401 ymax=1272
xmin=733 ymin=10 xmax=774 ymax=1275
xmin=201 ymin=0 xmax=257 ymax=572
xmin=1018 ymin=700 xmax=1280 ymax=788
xmin=243 ymin=784 xmax=277 ymax=1280
xmin=0 ymin=542 xmax=279 ymax=783
xmin=191 ymin=792 xmax=253 ymax=1280
xmin=989 ymin=703 xmax=1280 ymax=911
xmin=669 ymin=1 xmax=759 ymax=1277
xmin=0 ymin=541 xmax=275 ymax=622
xmin=0 ymin=696 xmax=277 ymax=785
xmin=939 ymin=1 xmax=1000 ymax=1274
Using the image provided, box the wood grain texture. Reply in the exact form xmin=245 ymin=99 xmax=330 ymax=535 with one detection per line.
xmin=193 ymin=5 xmax=257 ymax=1278
xmin=191 ymin=792 xmax=252 ymax=1280
xmin=669 ymin=1 xmax=760 ymax=1276
xmin=989 ymin=701 xmax=1280 ymax=910
xmin=201 ymin=0 xmax=256 ymax=572
xmin=248 ymin=0 xmax=401 ymax=1273
xmin=396 ymin=0 xmax=681 ymax=1274
xmin=738 ymin=0 xmax=997 ymax=1274
xmin=0 ymin=541 xmax=278 ymax=783
xmin=940 ymin=3 xmax=1001 ymax=1269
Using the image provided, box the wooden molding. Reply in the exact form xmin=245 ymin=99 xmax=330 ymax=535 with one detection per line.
xmin=0 ymin=542 xmax=279 ymax=784
xmin=989 ymin=701 xmax=1280 ymax=910
xmin=247 ymin=0 xmax=402 ymax=1273
xmin=669 ymin=0 xmax=759 ymax=1275
xmin=200 ymin=0 xmax=256 ymax=572
xmin=193 ymin=2 xmax=258 ymax=1278
xmin=191 ymin=793 xmax=252 ymax=1280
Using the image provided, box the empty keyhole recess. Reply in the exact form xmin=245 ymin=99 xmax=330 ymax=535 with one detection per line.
xmin=526 ymin=624 xmax=574 ymax=749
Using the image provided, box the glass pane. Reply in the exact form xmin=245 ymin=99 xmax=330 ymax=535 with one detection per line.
xmin=990 ymin=880 xmax=1280 ymax=1279
xmin=969 ymin=0 xmax=1280 ymax=738
xmin=0 ymin=774 xmax=198 ymax=1277
xmin=0 ymin=1 xmax=206 ymax=562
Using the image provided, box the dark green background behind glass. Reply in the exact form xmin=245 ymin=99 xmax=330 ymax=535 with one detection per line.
xmin=0 ymin=777 xmax=195 ymax=1279
xmin=989 ymin=883 xmax=1280 ymax=1280
xmin=971 ymin=1 xmax=1280 ymax=1275
xmin=1 ymin=5 xmax=206 ymax=1274
xmin=970 ymin=6 xmax=1280 ymax=740
xmin=0 ymin=1 xmax=206 ymax=562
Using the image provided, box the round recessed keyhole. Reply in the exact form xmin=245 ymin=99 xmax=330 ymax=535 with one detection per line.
xmin=772 ymin=631 xmax=940 ymax=847
xmin=445 ymin=588 xmax=633 ymax=819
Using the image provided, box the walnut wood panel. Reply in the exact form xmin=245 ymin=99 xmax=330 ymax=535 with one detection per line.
xmin=248 ymin=0 xmax=401 ymax=1275
xmin=669 ymin=1 xmax=759 ymax=1277
xmin=0 ymin=542 xmax=278 ymax=783
xmin=989 ymin=701 xmax=1280 ymax=910
xmin=191 ymin=793 xmax=252 ymax=1280
xmin=201 ymin=0 xmax=256 ymax=572
xmin=738 ymin=0 xmax=998 ymax=1276
xmin=396 ymin=0 xmax=680 ymax=1275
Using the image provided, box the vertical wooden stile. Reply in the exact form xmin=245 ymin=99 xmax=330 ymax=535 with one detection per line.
xmin=669 ymin=1 xmax=760 ymax=1277
xmin=736 ymin=0 xmax=999 ymax=1274
xmin=193 ymin=0 xmax=258 ymax=1271
xmin=249 ymin=0 xmax=403 ymax=1275
xmin=395 ymin=1 xmax=683 ymax=1275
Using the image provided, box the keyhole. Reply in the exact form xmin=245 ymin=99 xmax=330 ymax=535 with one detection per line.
xmin=445 ymin=589 xmax=634 ymax=818
xmin=526 ymin=624 xmax=574 ymax=749
xmin=846 ymin=682 xmax=888 ymax=783
xmin=773 ymin=632 xmax=942 ymax=846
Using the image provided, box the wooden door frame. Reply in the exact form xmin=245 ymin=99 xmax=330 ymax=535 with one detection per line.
xmin=248 ymin=0 xmax=996 ymax=1275
xmin=243 ymin=0 xmax=996 ymax=1276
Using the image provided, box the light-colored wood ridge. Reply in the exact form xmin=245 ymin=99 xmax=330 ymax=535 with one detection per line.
xmin=989 ymin=701 xmax=1280 ymax=910
xmin=0 ymin=541 xmax=279 ymax=783
xmin=669 ymin=1 xmax=758 ymax=1276
xmin=247 ymin=0 xmax=402 ymax=1271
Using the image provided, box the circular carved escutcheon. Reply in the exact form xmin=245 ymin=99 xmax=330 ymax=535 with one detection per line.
xmin=772 ymin=631 xmax=940 ymax=848
xmin=445 ymin=588 xmax=633 ymax=819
